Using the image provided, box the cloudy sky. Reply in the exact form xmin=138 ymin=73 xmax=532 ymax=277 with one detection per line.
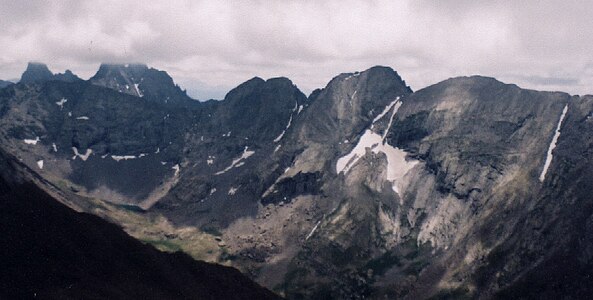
xmin=1 ymin=0 xmax=592 ymax=99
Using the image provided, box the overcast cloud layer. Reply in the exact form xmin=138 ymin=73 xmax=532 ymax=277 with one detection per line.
xmin=1 ymin=0 xmax=592 ymax=99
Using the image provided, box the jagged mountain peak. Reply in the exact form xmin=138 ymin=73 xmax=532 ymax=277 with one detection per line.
xmin=90 ymin=63 xmax=192 ymax=105
xmin=92 ymin=63 xmax=149 ymax=78
xmin=19 ymin=62 xmax=82 ymax=84
xmin=19 ymin=62 xmax=54 ymax=84
xmin=299 ymin=65 xmax=413 ymax=145
xmin=213 ymin=74 xmax=307 ymax=141
xmin=327 ymin=65 xmax=412 ymax=92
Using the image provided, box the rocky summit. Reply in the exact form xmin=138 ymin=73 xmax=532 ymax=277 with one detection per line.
xmin=1 ymin=62 xmax=593 ymax=299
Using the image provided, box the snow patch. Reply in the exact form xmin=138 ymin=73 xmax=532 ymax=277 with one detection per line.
xmin=133 ymin=83 xmax=143 ymax=97
xmin=72 ymin=147 xmax=93 ymax=161
xmin=76 ymin=116 xmax=89 ymax=120
xmin=172 ymin=164 xmax=180 ymax=176
xmin=274 ymin=114 xmax=293 ymax=143
xmin=298 ymin=105 xmax=304 ymax=114
xmin=215 ymin=147 xmax=255 ymax=175
xmin=336 ymin=98 xmax=416 ymax=195
xmin=111 ymin=155 xmax=136 ymax=162
xmin=37 ymin=160 xmax=44 ymax=169
xmin=207 ymin=156 xmax=215 ymax=165
xmin=24 ymin=137 xmax=40 ymax=145
xmin=155 ymin=147 xmax=160 ymax=154
xmin=210 ymin=188 xmax=217 ymax=195
xmin=336 ymin=129 xmax=417 ymax=194
xmin=228 ymin=186 xmax=238 ymax=195
xmin=274 ymin=144 xmax=281 ymax=153
xmin=52 ymin=143 xmax=58 ymax=152
xmin=56 ymin=98 xmax=67 ymax=109
xmin=539 ymin=104 xmax=569 ymax=182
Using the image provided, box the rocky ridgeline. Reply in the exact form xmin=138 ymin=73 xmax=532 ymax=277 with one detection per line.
xmin=1 ymin=62 xmax=592 ymax=299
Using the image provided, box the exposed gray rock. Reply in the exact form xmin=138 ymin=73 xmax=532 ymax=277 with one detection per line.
xmin=2 ymin=63 xmax=593 ymax=299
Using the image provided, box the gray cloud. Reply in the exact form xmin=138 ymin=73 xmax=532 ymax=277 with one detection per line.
xmin=1 ymin=0 xmax=592 ymax=99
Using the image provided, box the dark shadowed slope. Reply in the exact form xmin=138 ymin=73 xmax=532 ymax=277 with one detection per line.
xmin=0 ymin=149 xmax=281 ymax=300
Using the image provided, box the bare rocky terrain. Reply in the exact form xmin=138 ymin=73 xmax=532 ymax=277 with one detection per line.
xmin=1 ymin=62 xmax=593 ymax=299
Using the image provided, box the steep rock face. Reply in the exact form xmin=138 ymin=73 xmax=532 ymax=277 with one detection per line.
xmin=154 ymin=76 xmax=308 ymax=225
xmin=19 ymin=62 xmax=55 ymax=83
xmin=90 ymin=63 xmax=194 ymax=106
xmin=0 ymin=149 xmax=280 ymax=300
xmin=19 ymin=62 xmax=82 ymax=84
xmin=475 ymin=94 xmax=593 ymax=299
xmin=200 ymin=66 xmax=413 ymax=295
xmin=0 ymin=79 xmax=194 ymax=205
xmin=2 ymin=62 xmax=593 ymax=299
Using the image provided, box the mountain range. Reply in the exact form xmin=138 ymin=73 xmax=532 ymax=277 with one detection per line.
xmin=1 ymin=62 xmax=592 ymax=299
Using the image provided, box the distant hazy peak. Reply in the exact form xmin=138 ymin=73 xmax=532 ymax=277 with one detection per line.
xmin=19 ymin=62 xmax=82 ymax=84
xmin=19 ymin=62 xmax=54 ymax=84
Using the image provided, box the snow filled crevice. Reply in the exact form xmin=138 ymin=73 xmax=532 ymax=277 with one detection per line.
xmin=371 ymin=97 xmax=400 ymax=129
xmin=133 ymin=83 xmax=143 ymax=97
xmin=215 ymin=147 xmax=255 ymax=175
xmin=539 ymin=104 xmax=569 ymax=182
xmin=306 ymin=220 xmax=322 ymax=241
xmin=273 ymin=114 xmax=293 ymax=143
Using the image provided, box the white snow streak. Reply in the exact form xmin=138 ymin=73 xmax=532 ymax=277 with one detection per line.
xmin=37 ymin=160 xmax=44 ymax=169
xmin=133 ymin=83 xmax=143 ymax=97
xmin=111 ymin=155 xmax=136 ymax=162
xmin=24 ymin=137 xmax=40 ymax=145
xmin=539 ymin=104 xmax=569 ymax=182
xmin=306 ymin=220 xmax=322 ymax=240
xmin=172 ymin=164 xmax=180 ymax=176
xmin=372 ymin=97 xmax=400 ymax=126
xmin=52 ymin=143 xmax=58 ymax=152
xmin=215 ymin=147 xmax=255 ymax=175
xmin=274 ymin=114 xmax=293 ymax=143
xmin=72 ymin=147 xmax=93 ymax=161
xmin=76 ymin=116 xmax=89 ymax=120
xmin=382 ymin=101 xmax=402 ymax=140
